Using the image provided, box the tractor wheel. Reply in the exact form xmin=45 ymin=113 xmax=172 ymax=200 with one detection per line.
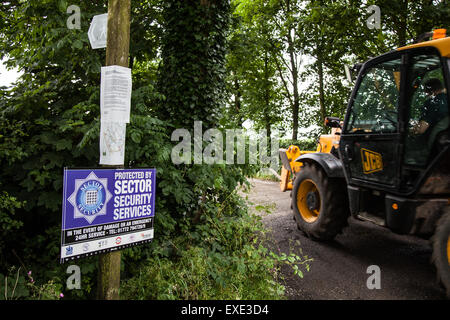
xmin=290 ymin=176 xmax=296 ymax=220
xmin=292 ymin=161 xmax=349 ymax=241
xmin=431 ymin=210 xmax=450 ymax=298
xmin=290 ymin=190 xmax=295 ymax=220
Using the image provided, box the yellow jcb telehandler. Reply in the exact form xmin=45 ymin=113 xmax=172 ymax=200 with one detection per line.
xmin=280 ymin=29 xmax=450 ymax=298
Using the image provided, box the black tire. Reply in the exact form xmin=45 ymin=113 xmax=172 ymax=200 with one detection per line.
xmin=290 ymin=175 xmax=295 ymax=220
xmin=431 ymin=210 xmax=450 ymax=298
xmin=292 ymin=161 xmax=349 ymax=241
xmin=290 ymin=190 xmax=295 ymax=220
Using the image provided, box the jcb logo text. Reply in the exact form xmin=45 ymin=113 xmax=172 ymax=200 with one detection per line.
xmin=361 ymin=148 xmax=383 ymax=174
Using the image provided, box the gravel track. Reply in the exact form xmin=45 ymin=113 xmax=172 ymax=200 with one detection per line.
xmin=245 ymin=178 xmax=447 ymax=300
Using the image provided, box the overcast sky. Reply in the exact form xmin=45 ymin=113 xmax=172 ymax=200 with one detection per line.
xmin=0 ymin=60 xmax=21 ymax=87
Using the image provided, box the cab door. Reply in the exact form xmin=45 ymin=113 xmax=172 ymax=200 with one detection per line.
xmin=340 ymin=53 xmax=405 ymax=191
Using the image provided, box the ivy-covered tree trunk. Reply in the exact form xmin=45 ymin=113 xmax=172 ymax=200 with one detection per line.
xmin=157 ymin=0 xmax=230 ymax=129
xmin=156 ymin=0 xmax=233 ymax=225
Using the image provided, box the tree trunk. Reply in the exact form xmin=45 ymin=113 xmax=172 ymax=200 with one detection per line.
xmin=288 ymin=33 xmax=299 ymax=140
xmin=234 ymin=78 xmax=242 ymax=126
xmin=278 ymin=0 xmax=300 ymax=140
xmin=317 ymin=54 xmax=326 ymax=129
xmin=396 ymin=0 xmax=408 ymax=47
xmin=264 ymin=50 xmax=272 ymax=150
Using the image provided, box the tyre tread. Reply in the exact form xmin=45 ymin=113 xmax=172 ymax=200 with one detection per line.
xmin=292 ymin=162 xmax=349 ymax=241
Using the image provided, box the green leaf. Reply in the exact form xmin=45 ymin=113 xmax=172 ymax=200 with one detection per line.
xmin=130 ymin=132 xmax=141 ymax=144
xmin=72 ymin=40 xmax=83 ymax=50
xmin=55 ymin=139 xmax=72 ymax=151
xmin=58 ymin=0 xmax=68 ymax=13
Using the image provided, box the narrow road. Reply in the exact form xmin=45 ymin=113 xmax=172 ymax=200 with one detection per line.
xmin=245 ymin=178 xmax=447 ymax=300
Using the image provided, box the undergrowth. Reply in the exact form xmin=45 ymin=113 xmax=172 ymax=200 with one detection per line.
xmin=120 ymin=191 xmax=311 ymax=300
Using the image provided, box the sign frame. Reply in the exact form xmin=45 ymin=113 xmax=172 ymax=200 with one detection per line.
xmin=60 ymin=168 xmax=156 ymax=263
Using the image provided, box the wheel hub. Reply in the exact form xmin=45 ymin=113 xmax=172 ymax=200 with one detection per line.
xmin=306 ymin=191 xmax=319 ymax=211
xmin=297 ymin=179 xmax=321 ymax=223
xmin=447 ymin=236 xmax=450 ymax=265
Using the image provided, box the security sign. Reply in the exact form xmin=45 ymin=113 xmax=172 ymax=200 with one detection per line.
xmin=61 ymin=168 xmax=156 ymax=263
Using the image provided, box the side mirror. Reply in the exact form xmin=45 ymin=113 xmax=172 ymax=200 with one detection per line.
xmin=345 ymin=63 xmax=363 ymax=83
xmin=352 ymin=63 xmax=363 ymax=74
xmin=344 ymin=65 xmax=353 ymax=83
xmin=324 ymin=116 xmax=342 ymax=128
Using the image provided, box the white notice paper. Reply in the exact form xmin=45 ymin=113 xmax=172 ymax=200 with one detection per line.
xmin=100 ymin=65 xmax=132 ymax=123
xmin=99 ymin=121 xmax=126 ymax=165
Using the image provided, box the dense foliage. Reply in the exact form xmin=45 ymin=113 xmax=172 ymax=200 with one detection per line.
xmin=227 ymin=0 xmax=450 ymax=139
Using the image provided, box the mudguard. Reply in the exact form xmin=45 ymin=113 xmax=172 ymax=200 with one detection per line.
xmin=294 ymin=152 xmax=344 ymax=178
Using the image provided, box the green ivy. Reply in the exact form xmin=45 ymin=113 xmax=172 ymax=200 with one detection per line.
xmin=157 ymin=0 xmax=230 ymax=128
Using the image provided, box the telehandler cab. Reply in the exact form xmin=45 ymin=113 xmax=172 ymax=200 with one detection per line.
xmin=279 ymin=29 xmax=450 ymax=297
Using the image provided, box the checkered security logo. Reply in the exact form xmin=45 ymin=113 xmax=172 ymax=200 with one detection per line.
xmin=67 ymin=172 xmax=112 ymax=224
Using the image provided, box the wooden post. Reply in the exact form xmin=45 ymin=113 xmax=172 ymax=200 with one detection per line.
xmin=105 ymin=0 xmax=131 ymax=67
xmin=97 ymin=0 xmax=131 ymax=300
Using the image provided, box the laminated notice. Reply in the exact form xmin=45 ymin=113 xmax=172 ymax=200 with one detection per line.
xmin=100 ymin=65 xmax=132 ymax=123
xmin=99 ymin=121 xmax=126 ymax=165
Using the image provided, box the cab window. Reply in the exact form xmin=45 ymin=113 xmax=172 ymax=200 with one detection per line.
xmin=404 ymin=54 xmax=448 ymax=166
xmin=346 ymin=58 xmax=401 ymax=134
